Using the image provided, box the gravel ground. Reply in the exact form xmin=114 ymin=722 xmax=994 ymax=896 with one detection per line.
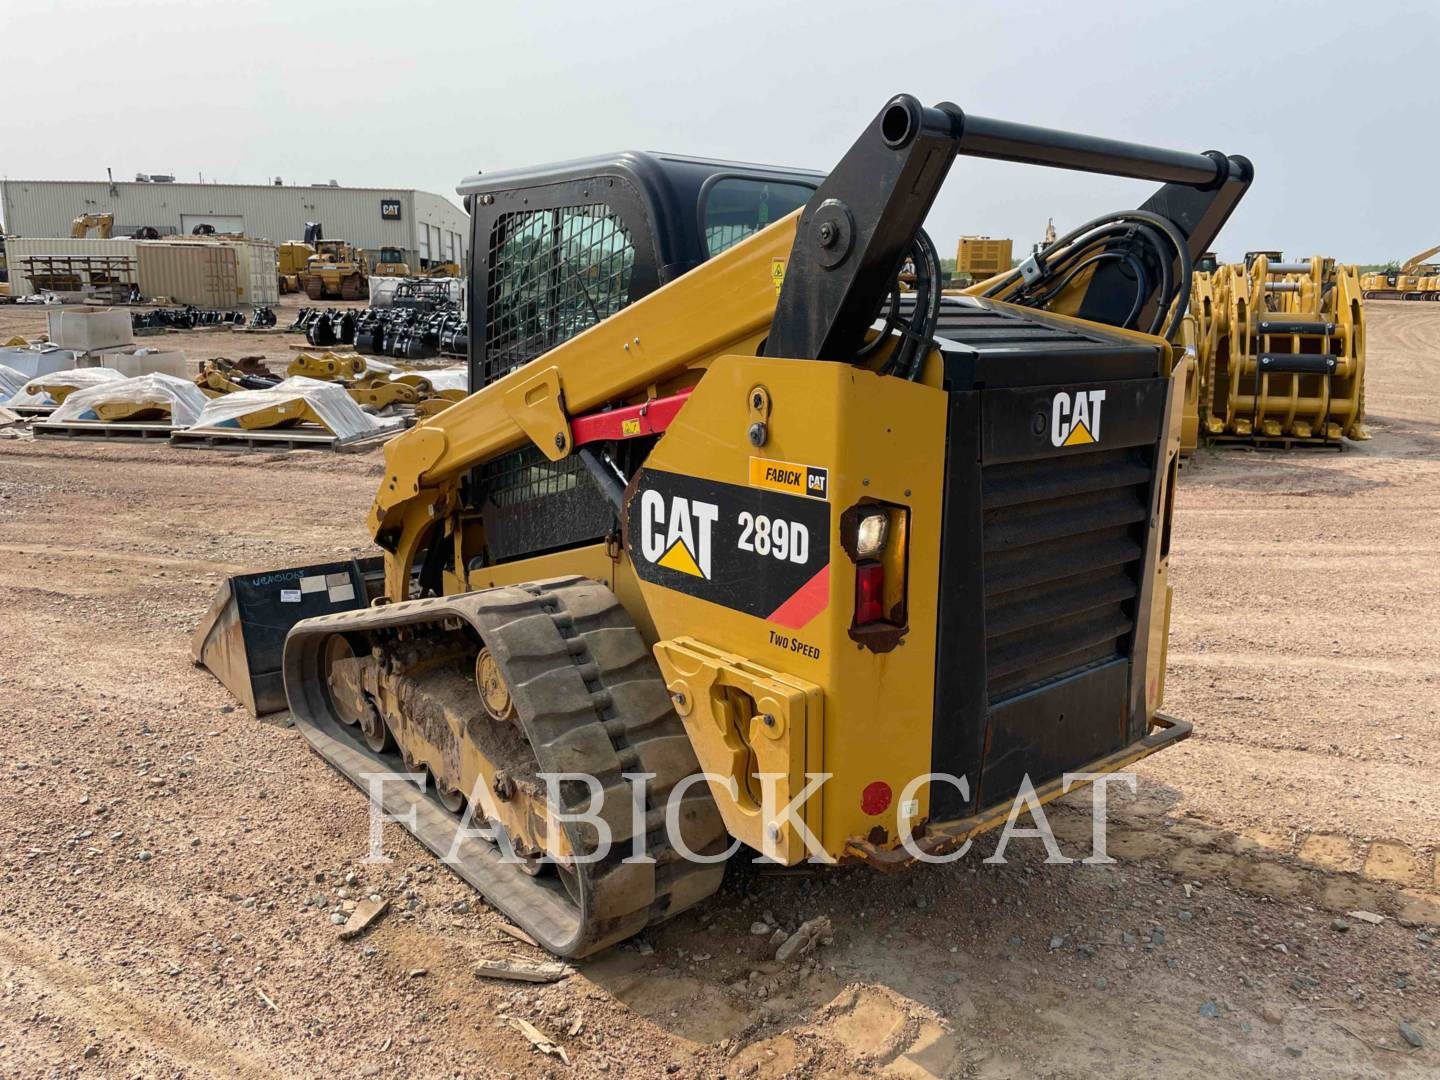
xmin=0 ymin=300 xmax=1435 ymax=1078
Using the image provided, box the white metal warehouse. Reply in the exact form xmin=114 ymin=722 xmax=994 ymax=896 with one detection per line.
xmin=0 ymin=179 xmax=468 ymax=270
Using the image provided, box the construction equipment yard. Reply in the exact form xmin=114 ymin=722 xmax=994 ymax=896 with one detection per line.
xmin=0 ymin=295 xmax=1435 ymax=1077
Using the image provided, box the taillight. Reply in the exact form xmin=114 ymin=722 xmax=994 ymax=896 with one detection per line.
xmin=855 ymin=560 xmax=885 ymax=624
xmin=843 ymin=501 xmax=909 ymax=646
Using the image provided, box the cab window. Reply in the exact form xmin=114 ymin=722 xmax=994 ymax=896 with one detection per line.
xmin=702 ymin=177 xmax=814 ymax=257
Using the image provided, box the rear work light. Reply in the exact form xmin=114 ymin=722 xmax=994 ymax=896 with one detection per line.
xmin=854 ymin=508 xmax=889 ymax=558
xmin=855 ymin=561 xmax=885 ymax=624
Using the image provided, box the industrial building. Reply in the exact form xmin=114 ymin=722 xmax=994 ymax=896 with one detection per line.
xmin=0 ymin=178 xmax=468 ymax=271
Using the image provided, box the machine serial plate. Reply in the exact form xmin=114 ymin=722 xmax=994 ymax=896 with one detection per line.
xmin=626 ymin=468 xmax=831 ymax=627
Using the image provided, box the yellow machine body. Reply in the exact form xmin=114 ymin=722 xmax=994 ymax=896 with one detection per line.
xmin=363 ymin=216 xmax=1184 ymax=864
xmin=277 ymin=241 xmax=315 ymax=293
xmin=373 ymin=246 xmax=410 ymax=277
xmin=70 ymin=212 xmax=114 ymax=239
xmin=300 ymin=240 xmax=368 ymax=300
xmin=954 ymin=236 xmax=1013 ymax=283
xmin=1361 ymin=243 xmax=1440 ymax=300
xmin=196 ymin=98 xmax=1251 ymax=956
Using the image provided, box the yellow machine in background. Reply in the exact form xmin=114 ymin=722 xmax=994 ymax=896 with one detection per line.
xmin=372 ymin=246 xmax=410 ymax=277
xmin=277 ymin=242 xmax=315 ymax=293
xmin=1194 ymin=255 xmax=1366 ymax=444
xmin=954 ymin=235 xmax=1012 ymax=285
xmin=193 ymin=95 xmax=1253 ymax=958
xmin=70 ymin=212 xmax=114 ymax=239
xmin=1175 ymin=267 xmax=1223 ymax=454
xmin=300 ymin=240 xmax=369 ymax=300
xmin=1361 ymin=243 xmax=1440 ymax=300
xmin=373 ymin=246 xmax=462 ymax=279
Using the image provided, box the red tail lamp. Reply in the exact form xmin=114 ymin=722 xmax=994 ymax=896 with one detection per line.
xmin=854 ymin=560 xmax=885 ymax=625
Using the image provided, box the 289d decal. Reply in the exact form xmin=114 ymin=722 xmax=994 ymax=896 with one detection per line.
xmin=627 ymin=469 xmax=830 ymax=628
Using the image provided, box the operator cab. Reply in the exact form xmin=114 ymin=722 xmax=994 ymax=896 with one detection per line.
xmin=456 ymin=154 xmax=822 ymax=564
xmin=458 ymin=153 xmax=822 ymax=395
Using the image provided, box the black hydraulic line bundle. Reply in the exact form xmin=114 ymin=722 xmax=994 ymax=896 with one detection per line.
xmin=983 ymin=210 xmax=1194 ymax=339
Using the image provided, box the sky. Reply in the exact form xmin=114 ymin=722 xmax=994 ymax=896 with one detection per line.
xmin=4 ymin=0 xmax=1437 ymax=263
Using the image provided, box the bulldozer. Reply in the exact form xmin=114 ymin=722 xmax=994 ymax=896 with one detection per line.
xmin=192 ymin=95 xmax=1252 ymax=957
xmin=299 ymin=240 xmax=369 ymax=300
xmin=71 ymin=212 xmax=114 ymax=239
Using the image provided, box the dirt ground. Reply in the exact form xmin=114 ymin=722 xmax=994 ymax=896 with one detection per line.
xmin=0 ymin=298 xmax=1436 ymax=1078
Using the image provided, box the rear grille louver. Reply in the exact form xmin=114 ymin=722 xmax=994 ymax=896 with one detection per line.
xmin=981 ymin=446 xmax=1151 ymax=702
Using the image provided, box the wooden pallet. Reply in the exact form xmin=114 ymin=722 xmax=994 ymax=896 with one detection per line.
xmin=32 ymin=420 xmax=175 ymax=442
xmin=169 ymin=423 xmax=401 ymax=453
xmin=1206 ymin=433 xmax=1346 ymax=452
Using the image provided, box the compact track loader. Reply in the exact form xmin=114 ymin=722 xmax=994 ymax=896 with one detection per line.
xmin=195 ymin=95 xmax=1252 ymax=957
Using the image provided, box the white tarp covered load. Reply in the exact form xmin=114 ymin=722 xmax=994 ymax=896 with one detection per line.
xmin=0 ymin=363 xmax=30 ymax=401
xmin=185 ymin=376 xmax=403 ymax=441
xmin=368 ymin=276 xmax=402 ymax=308
xmin=50 ymin=373 xmax=210 ymax=427
xmin=0 ymin=343 xmax=80 ymax=380
xmin=422 ymin=367 xmax=469 ymax=394
xmin=7 ymin=367 xmax=126 ymax=409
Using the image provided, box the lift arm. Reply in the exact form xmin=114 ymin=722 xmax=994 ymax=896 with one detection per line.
xmin=766 ymin=96 xmax=1252 ymax=361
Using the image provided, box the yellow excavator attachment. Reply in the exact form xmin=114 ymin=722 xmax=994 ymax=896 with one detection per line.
xmin=1199 ymin=255 xmax=1367 ymax=444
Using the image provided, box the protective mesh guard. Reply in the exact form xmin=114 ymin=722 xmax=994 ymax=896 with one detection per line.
xmin=480 ymin=204 xmax=636 ymax=389
xmin=477 ymin=446 xmax=614 ymax=563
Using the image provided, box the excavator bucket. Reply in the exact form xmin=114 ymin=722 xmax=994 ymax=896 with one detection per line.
xmin=191 ymin=557 xmax=383 ymax=715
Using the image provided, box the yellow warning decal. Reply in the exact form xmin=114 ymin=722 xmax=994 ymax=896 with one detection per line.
xmin=621 ymin=417 xmax=642 ymax=436
xmin=657 ymin=539 xmax=704 ymax=577
xmin=1061 ymin=419 xmax=1095 ymax=446
xmin=748 ymin=456 xmax=829 ymax=500
xmin=771 ymin=258 xmax=786 ymax=293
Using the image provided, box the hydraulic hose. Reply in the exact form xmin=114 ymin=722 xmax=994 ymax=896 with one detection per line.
xmin=983 ymin=209 xmax=1194 ymax=340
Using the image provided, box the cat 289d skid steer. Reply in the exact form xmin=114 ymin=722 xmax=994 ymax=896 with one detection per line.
xmin=194 ymin=94 xmax=1251 ymax=956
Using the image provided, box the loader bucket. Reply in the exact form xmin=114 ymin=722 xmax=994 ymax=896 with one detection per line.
xmin=191 ymin=557 xmax=383 ymax=715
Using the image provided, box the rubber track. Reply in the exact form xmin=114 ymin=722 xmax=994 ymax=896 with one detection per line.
xmin=283 ymin=576 xmax=728 ymax=957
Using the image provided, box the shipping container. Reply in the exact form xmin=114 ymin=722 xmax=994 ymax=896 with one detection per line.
xmin=3 ymin=238 xmax=141 ymax=297
xmin=137 ymin=243 xmax=239 ymax=308
xmin=159 ymin=236 xmax=278 ymax=306
xmin=7 ymin=236 xmax=277 ymax=306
